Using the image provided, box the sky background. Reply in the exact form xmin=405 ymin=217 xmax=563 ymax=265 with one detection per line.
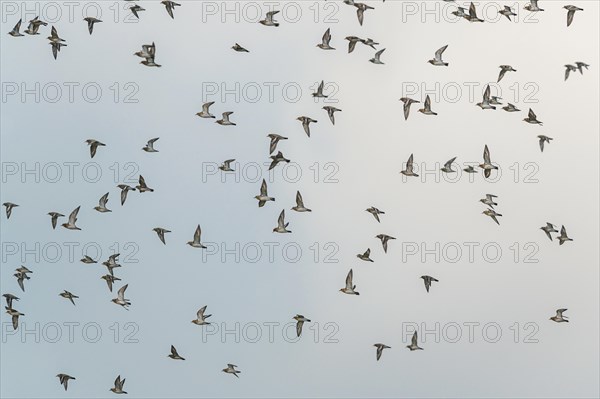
xmin=1 ymin=1 xmax=599 ymax=398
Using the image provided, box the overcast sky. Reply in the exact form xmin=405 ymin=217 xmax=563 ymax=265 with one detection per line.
xmin=1 ymin=1 xmax=599 ymax=398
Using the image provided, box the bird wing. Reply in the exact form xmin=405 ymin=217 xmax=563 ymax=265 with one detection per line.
xmin=194 ymin=225 xmax=201 ymax=243
xmin=296 ymin=191 xmax=304 ymax=207
xmin=483 ymin=145 xmax=491 ymax=163
xmin=345 ymin=269 xmax=353 ymax=289
xmin=435 ymin=45 xmax=448 ymax=60
xmin=260 ymin=179 xmax=268 ymax=196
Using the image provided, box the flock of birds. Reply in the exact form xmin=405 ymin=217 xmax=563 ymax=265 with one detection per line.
xmin=2 ymin=0 xmax=587 ymax=394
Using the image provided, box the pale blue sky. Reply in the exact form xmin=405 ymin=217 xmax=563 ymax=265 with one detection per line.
xmin=1 ymin=1 xmax=599 ymax=398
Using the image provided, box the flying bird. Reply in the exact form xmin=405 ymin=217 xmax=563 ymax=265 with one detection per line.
xmin=102 ymin=254 xmax=121 ymax=275
xmin=5 ymin=307 xmax=24 ymax=330
xmin=129 ymin=4 xmax=145 ymax=18
xmin=524 ymin=0 xmax=544 ymax=12
xmin=477 ymin=85 xmax=496 ymax=110
xmin=499 ymin=6 xmax=517 ymax=21
xmin=273 ymin=209 xmax=291 ymax=233
xmin=374 ymin=344 xmax=391 ymax=361
xmin=293 ymin=314 xmax=311 ymax=337
xmin=196 ymin=101 xmax=215 ymax=118
xmin=312 ymin=81 xmax=328 ymax=98
xmin=2 ymin=293 xmax=19 ymax=309
xmin=269 ymin=151 xmax=290 ymax=170
xmin=565 ymin=64 xmax=577 ymax=81
xmin=216 ymin=112 xmax=236 ymax=126
xmin=540 ymin=223 xmax=559 ymax=241
xmin=83 ymin=17 xmax=102 ymax=34
xmin=428 ymin=45 xmax=449 ymax=66
xmin=255 ymin=179 xmax=275 ymax=207
xmin=191 ymin=306 xmax=212 ymax=325
xmin=323 ymin=106 xmax=342 ymax=125
xmin=418 ymin=95 xmax=437 ymax=115
xmin=56 ymin=374 xmax=75 ymax=391
xmin=406 ymin=331 xmax=423 ymax=351
xmin=376 ymin=234 xmax=396 ymax=253
xmin=59 ymin=290 xmax=79 ymax=306
xmin=550 ymin=308 xmax=569 ymax=323
xmin=480 ymin=194 xmax=498 ymax=208
xmin=222 ymin=364 xmax=241 ymax=378
xmin=85 ymin=139 xmax=105 ymax=158
xmin=340 ymin=269 xmax=359 ymax=295
xmin=94 ymin=192 xmax=112 ymax=213
xmin=421 ymin=275 xmax=438 ymax=293
xmin=523 ymin=108 xmax=543 ymax=125
xmin=232 ymin=43 xmax=249 ymax=52
xmin=110 ymin=375 xmax=127 ymax=394
xmin=161 ymin=1 xmax=181 ymax=19
xmin=498 ymin=65 xmax=516 ymax=82
xmin=366 ymin=207 xmax=385 ymax=223
xmin=369 ymin=48 xmax=386 ymax=64
xmin=101 ymin=274 xmax=121 ymax=293
xmin=502 ymin=103 xmax=520 ymax=112
xmin=80 ymin=255 xmax=96 ymax=264
xmin=8 ymin=19 xmax=24 ymax=37
xmin=117 ymin=184 xmax=136 ymax=205
xmin=187 ymin=225 xmax=207 ymax=248
xmin=3 ymin=202 xmax=18 ymax=219
xmin=219 ymin=159 xmax=235 ymax=172
xmin=564 ymin=5 xmax=583 ymax=27
xmin=538 ymin=135 xmax=553 ymax=152
xmin=317 ymin=28 xmax=335 ymax=50
xmin=153 ymin=228 xmax=171 ymax=245
xmin=47 ymin=212 xmax=64 ymax=229
xmin=441 ymin=157 xmax=457 ymax=173
xmin=259 ymin=10 xmax=280 ymax=26
xmin=267 ymin=134 xmax=288 ymax=154
xmin=401 ymin=153 xmax=419 ymax=177
xmin=479 ymin=145 xmax=498 ymax=178
xmin=483 ymin=208 xmax=502 ymax=225
xmin=111 ymin=284 xmax=131 ymax=309
xmin=62 ymin=206 xmax=81 ymax=230
xmin=557 ymin=225 xmax=573 ymax=245
xmin=142 ymin=137 xmax=159 ymax=152
xmin=354 ymin=2 xmax=374 ymax=26
xmin=136 ymin=175 xmax=154 ymax=192
xmin=357 ymin=248 xmax=373 ymax=262
xmin=400 ymin=97 xmax=420 ymax=120
xmin=168 ymin=345 xmax=185 ymax=360
xmin=292 ymin=191 xmax=311 ymax=212
xmin=297 ymin=116 xmax=317 ymax=137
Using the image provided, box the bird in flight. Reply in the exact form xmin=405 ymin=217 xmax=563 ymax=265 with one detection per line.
xmin=293 ymin=314 xmax=311 ymax=337
xmin=59 ymin=290 xmax=79 ymax=306
xmin=428 ymin=45 xmax=449 ymax=66
xmin=222 ymin=364 xmax=241 ymax=378
xmin=374 ymin=344 xmax=391 ymax=361
xmin=83 ymin=17 xmax=102 ymax=34
xmin=153 ymin=227 xmax=171 ymax=245
xmin=421 ymin=275 xmax=438 ymax=293
xmin=479 ymin=145 xmax=498 ymax=178
xmin=255 ymin=179 xmax=275 ymax=207
xmin=111 ymin=284 xmax=131 ymax=310
xmin=498 ymin=65 xmax=517 ymax=82
xmin=406 ymin=331 xmax=423 ymax=351
xmin=191 ymin=306 xmax=212 ymax=325
xmin=62 ymin=206 xmax=81 ymax=230
xmin=540 ymin=223 xmax=559 ymax=241
xmin=340 ymin=269 xmax=359 ymax=295
xmin=401 ymin=153 xmax=419 ymax=177
xmin=56 ymin=374 xmax=75 ymax=391
xmin=538 ymin=135 xmax=553 ymax=152
xmin=85 ymin=139 xmax=105 ymax=158
xmin=557 ymin=225 xmax=573 ymax=245
xmin=564 ymin=5 xmax=583 ymax=27
xmin=168 ymin=345 xmax=185 ymax=360
xmin=292 ymin=191 xmax=311 ymax=212
xmin=187 ymin=225 xmax=207 ymax=248
xmin=142 ymin=137 xmax=159 ymax=152
xmin=550 ymin=308 xmax=569 ymax=323
xmin=376 ymin=234 xmax=396 ymax=253
xmin=317 ymin=28 xmax=335 ymax=50
xmin=273 ymin=210 xmax=291 ymax=233
xmin=110 ymin=375 xmax=127 ymax=394
xmin=3 ymin=202 xmax=18 ymax=219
